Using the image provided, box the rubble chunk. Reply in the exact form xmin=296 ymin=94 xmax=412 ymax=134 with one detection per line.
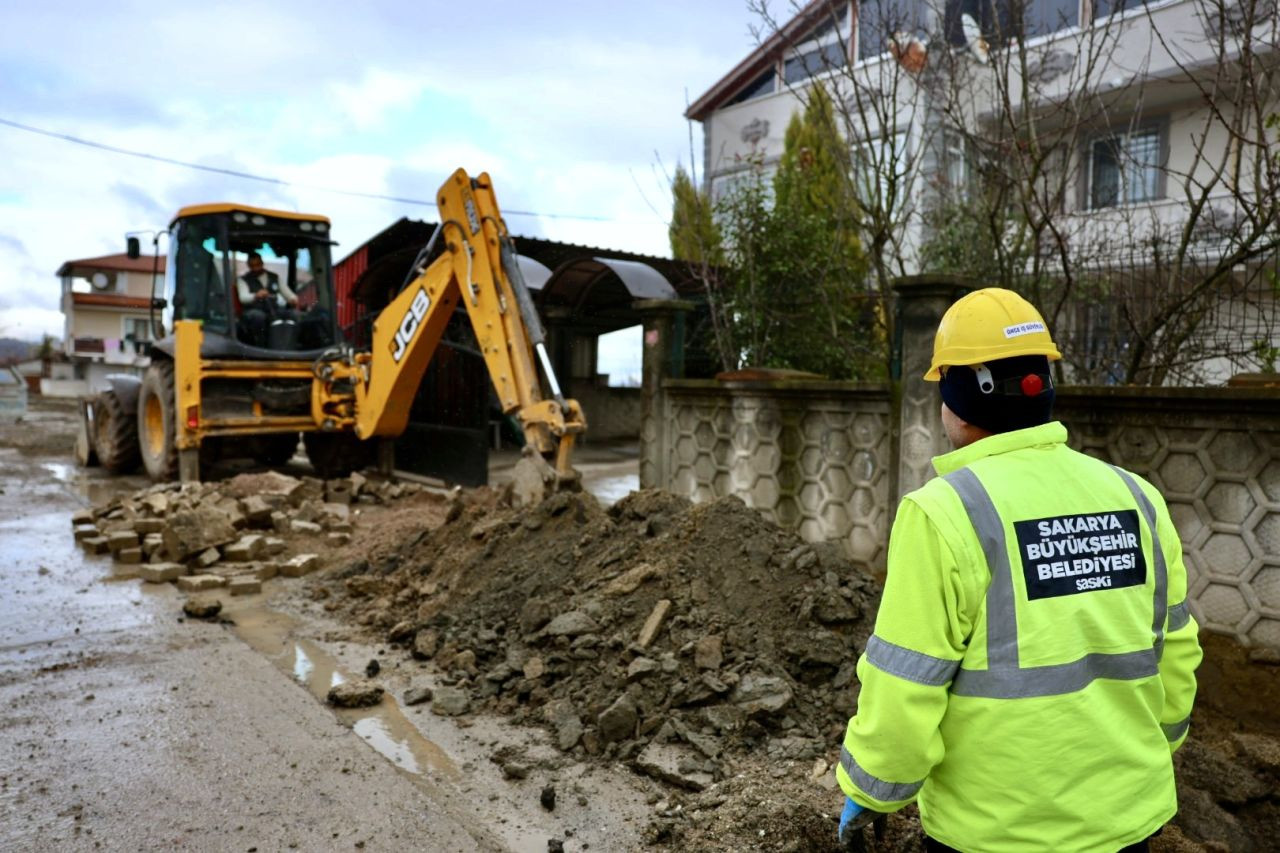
xmin=163 ymin=505 xmax=237 ymax=561
xmin=182 ymin=596 xmax=223 ymax=619
xmin=328 ymin=679 xmax=384 ymax=708
xmin=431 ymin=686 xmax=471 ymax=716
xmin=634 ymin=743 xmax=713 ymax=791
xmin=636 ymin=599 xmax=673 ymax=648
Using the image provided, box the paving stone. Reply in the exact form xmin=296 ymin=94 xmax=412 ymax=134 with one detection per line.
xmin=131 ymin=518 xmax=164 ymax=535
xmin=280 ymin=553 xmax=320 ymax=577
xmin=106 ymin=530 xmax=139 ymax=553
xmin=177 ymin=575 xmax=226 ymax=592
xmin=81 ymin=536 xmax=110 ymax=554
xmin=115 ymin=547 xmax=143 ymax=565
xmin=71 ymin=509 xmax=95 ymax=526
xmin=139 ymin=563 xmax=185 ymax=583
xmin=194 ymin=547 xmax=221 ymax=569
xmin=290 ymin=519 xmax=323 ymax=534
xmin=263 ymin=537 xmax=287 ymax=556
xmin=72 ymin=524 xmax=99 ymax=542
xmin=228 ymin=576 xmax=262 ymax=596
xmin=326 ymin=532 xmax=351 ymax=546
xmin=222 ymin=534 xmax=265 ymax=562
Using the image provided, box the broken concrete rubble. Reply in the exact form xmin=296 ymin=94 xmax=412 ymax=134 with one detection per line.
xmin=163 ymin=505 xmax=236 ymax=561
xmin=327 ymin=679 xmax=384 ymax=708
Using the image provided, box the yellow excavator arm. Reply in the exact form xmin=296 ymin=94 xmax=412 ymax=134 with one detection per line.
xmin=312 ymin=168 xmax=586 ymax=477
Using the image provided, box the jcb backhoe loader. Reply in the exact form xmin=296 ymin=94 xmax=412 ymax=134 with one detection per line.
xmin=80 ymin=168 xmax=585 ymax=483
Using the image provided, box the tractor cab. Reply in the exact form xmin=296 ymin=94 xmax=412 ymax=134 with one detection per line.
xmin=161 ymin=204 xmax=338 ymax=358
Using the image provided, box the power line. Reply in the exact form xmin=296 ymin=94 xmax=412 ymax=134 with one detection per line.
xmin=0 ymin=116 xmax=650 ymax=224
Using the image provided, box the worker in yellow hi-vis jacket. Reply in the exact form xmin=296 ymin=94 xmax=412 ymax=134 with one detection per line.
xmin=835 ymin=289 xmax=1202 ymax=853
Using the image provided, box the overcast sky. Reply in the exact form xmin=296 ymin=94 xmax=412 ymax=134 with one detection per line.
xmin=0 ymin=1 xmax=765 ymax=342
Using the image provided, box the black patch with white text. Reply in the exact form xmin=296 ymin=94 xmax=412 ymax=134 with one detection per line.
xmin=1013 ymin=510 xmax=1147 ymax=600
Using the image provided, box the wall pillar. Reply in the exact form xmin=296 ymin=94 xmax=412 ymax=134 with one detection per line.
xmin=891 ymin=276 xmax=971 ymax=502
xmin=635 ymin=299 xmax=694 ymax=489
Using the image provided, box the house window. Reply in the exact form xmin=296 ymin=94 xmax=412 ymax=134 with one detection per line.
xmin=1088 ymin=127 xmax=1162 ymax=209
xmin=1093 ymin=0 xmax=1144 ymax=19
xmin=784 ymin=7 xmax=851 ymax=83
xmin=728 ymin=68 xmax=777 ymax=106
xmin=945 ymin=0 xmax=1079 ymax=48
xmin=858 ymin=0 xmax=926 ymax=62
xmin=853 ymin=132 xmax=909 ymax=211
xmin=941 ymin=131 xmax=969 ymax=196
xmin=124 ymin=317 xmax=151 ymax=342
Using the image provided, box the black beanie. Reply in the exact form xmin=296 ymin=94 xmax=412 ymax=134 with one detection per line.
xmin=939 ymin=355 xmax=1055 ymax=434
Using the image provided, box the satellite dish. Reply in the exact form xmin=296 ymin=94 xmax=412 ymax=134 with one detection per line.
xmin=961 ymin=13 xmax=990 ymax=64
xmin=90 ymin=272 xmax=111 ymax=291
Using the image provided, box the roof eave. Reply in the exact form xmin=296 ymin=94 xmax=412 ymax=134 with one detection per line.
xmin=685 ymin=0 xmax=838 ymax=122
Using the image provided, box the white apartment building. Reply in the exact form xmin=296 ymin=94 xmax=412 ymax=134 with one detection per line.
xmin=687 ymin=0 xmax=1279 ymax=384
xmin=57 ymin=252 xmax=164 ymax=393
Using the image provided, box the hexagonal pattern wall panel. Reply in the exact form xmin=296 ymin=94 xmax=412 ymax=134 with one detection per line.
xmin=1060 ymin=393 xmax=1280 ymax=648
xmin=664 ymin=388 xmax=892 ymax=572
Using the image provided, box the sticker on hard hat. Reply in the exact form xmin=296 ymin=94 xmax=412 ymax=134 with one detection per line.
xmin=1013 ymin=510 xmax=1147 ymax=600
xmin=1004 ymin=321 xmax=1046 ymax=338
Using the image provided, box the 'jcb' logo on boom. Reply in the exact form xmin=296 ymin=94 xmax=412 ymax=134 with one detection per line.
xmin=391 ymin=288 xmax=431 ymax=363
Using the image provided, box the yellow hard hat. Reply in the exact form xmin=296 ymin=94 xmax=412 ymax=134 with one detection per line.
xmin=924 ymin=288 xmax=1062 ymax=381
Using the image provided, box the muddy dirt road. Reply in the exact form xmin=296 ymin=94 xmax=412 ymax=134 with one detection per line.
xmin=0 ymin=406 xmax=487 ymax=850
xmin=0 ymin=401 xmax=651 ymax=851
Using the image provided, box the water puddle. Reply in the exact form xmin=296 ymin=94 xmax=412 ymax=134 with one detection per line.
xmin=228 ymin=605 xmax=457 ymax=780
xmin=42 ymin=462 xmax=75 ymax=482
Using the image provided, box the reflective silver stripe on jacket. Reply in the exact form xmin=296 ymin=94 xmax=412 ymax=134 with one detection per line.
xmin=1112 ymin=466 xmax=1169 ymax=657
xmin=1167 ymin=601 xmax=1191 ymax=632
xmin=839 ymin=745 xmax=925 ymax=802
xmin=865 ymin=635 xmax=961 ymax=687
xmin=1161 ymin=716 xmax=1191 ymax=742
xmin=942 ymin=466 xmax=1167 ymax=699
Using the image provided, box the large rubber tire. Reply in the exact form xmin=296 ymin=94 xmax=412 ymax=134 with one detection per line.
xmin=249 ymin=433 xmax=300 ymax=468
xmin=138 ymin=360 xmax=179 ymax=482
xmin=303 ymin=431 xmax=372 ymax=479
xmin=93 ymin=388 xmax=140 ymax=474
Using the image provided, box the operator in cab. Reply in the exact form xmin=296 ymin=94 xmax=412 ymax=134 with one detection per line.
xmin=237 ymin=252 xmax=298 ymax=347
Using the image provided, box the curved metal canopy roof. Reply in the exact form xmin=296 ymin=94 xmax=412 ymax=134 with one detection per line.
xmin=536 ymin=257 xmax=678 ymax=334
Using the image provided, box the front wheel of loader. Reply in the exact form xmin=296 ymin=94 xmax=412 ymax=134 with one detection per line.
xmin=92 ymin=388 xmax=140 ymax=473
xmin=138 ymin=360 xmax=179 ymax=482
xmin=303 ymin=431 xmax=372 ymax=479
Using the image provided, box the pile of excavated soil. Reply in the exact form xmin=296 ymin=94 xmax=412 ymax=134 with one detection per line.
xmin=323 ymin=489 xmax=877 ymax=833
xmin=319 ymin=486 xmax=1280 ymax=852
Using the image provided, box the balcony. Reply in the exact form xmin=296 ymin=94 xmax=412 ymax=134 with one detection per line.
xmin=70 ymin=337 xmax=151 ymax=366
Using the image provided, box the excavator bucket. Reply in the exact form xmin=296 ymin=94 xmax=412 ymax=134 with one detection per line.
xmin=509 ymin=445 xmax=581 ymax=508
xmin=74 ymin=398 xmax=99 ymax=468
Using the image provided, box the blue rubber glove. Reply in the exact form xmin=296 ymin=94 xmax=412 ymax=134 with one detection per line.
xmin=839 ymin=796 xmax=864 ymax=842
